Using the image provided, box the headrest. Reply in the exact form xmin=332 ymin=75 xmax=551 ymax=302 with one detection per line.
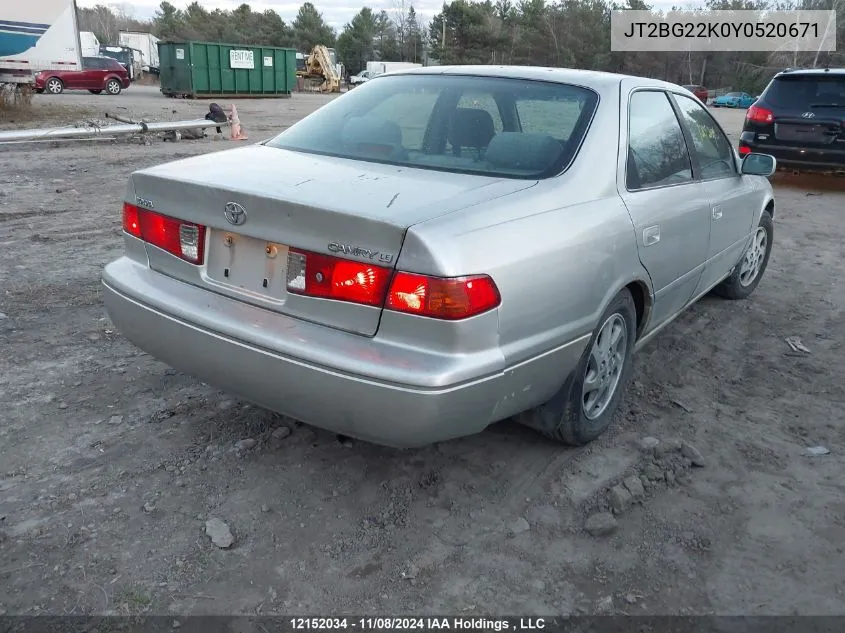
xmin=448 ymin=108 xmax=495 ymax=149
xmin=485 ymin=132 xmax=561 ymax=172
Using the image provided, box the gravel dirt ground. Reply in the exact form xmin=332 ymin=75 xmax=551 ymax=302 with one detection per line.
xmin=1 ymin=85 xmax=844 ymax=617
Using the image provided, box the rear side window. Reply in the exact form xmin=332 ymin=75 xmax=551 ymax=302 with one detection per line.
xmin=627 ymin=91 xmax=693 ymax=190
xmin=764 ymin=75 xmax=845 ymax=110
xmin=266 ymin=74 xmax=599 ymax=179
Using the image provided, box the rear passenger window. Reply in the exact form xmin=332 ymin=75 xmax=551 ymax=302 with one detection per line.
xmin=627 ymin=91 xmax=693 ymax=190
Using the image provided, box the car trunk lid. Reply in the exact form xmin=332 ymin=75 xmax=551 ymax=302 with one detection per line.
xmin=130 ymin=144 xmax=535 ymax=336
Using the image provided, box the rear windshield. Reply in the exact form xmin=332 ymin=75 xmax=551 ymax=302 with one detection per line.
xmin=764 ymin=74 xmax=845 ymax=110
xmin=266 ymin=74 xmax=599 ymax=179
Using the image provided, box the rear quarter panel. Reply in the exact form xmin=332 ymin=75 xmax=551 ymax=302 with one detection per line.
xmin=397 ymin=80 xmax=651 ymax=374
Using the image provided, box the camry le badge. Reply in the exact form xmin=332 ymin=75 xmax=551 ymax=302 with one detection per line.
xmin=224 ymin=202 xmax=247 ymax=225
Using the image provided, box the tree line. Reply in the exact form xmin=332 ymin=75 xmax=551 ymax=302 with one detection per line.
xmin=78 ymin=0 xmax=844 ymax=92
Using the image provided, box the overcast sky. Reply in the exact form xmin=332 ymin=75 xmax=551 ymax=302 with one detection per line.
xmin=77 ymin=0 xmax=440 ymax=31
xmin=77 ymin=0 xmax=688 ymax=33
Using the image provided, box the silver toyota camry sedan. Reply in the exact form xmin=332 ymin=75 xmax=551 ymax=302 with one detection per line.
xmin=102 ymin=66 xmax=777 ymax=448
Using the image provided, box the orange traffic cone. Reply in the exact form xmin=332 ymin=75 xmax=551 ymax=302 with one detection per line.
xmin=229 ymin=104 xmax=248 ymax=141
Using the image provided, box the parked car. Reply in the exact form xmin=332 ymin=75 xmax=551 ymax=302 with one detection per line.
xmin=102 ymin=68 xmax=777 ymax=448
xmin=34 ymin=56 xmax=130 ymax=95
xmin=349 ymin=70 xmax=373 ymax=85
xmin=712 ymin=92 xmax=757 ymax=108
xmin=682 ymin=84 xmax=709 ymax=103
xmin=739 ymin=67 xmax=845 ymax=172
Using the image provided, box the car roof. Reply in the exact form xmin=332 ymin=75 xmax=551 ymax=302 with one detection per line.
xmin=776 ymin=67 xmax=845 ymax=77
xmin=392 ymin=65 xmax=686 ymax=92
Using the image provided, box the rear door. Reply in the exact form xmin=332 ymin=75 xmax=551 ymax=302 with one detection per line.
xmin=77 ymin=57 xmax=99 ymax=89
xmin=670 ymin=92 xmax=756 ymax=292
xmin=617 ymin=85 xmax=712 ymax=330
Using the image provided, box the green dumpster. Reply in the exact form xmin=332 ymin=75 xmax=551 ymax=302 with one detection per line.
xmin=158 ymin=41 xmax=296 ymax=98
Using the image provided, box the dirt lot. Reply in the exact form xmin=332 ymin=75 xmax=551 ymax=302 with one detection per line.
xmin=1 ymin=85 xmax=844 ymax=617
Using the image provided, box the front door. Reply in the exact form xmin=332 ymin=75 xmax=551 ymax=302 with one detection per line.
xmin=617 ymin=86 xmax=713 ymax=331
xmin=671 ymin=93 xmax=758 ymax=292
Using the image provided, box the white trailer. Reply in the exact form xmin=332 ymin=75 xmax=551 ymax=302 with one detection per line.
xmin=79 ymin=30 xmax=99 ymax=57
xmin=118 ymin=31 xmax=160 ymax=74
xmin=0 ymin=0 xmax=81 ymax=85
xmin=366 ymin=61 xmax=421 ymax=76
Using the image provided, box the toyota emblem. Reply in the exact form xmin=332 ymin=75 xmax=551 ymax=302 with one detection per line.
xmin=224 ymin=202 xmax=246 ymax=225
xmin=801 ymin=111 xmax=815 ymax=118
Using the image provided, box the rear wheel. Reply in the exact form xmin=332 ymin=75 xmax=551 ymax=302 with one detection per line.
xmin=713 ymin=211 xmax=773 ymax=300
xmin=106 ymin=79 xmax=122 ymax=95
xmin=89 ymin=89 xmax=102 ymax=94
xmin=518 ymin=289 xmax=637 ymax=446
xmin=45 ymin=78 xmax=63 ymax=94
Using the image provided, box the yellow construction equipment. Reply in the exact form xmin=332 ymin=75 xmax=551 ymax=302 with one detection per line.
xmin=297 ymin=45 xmax=340 ymax=93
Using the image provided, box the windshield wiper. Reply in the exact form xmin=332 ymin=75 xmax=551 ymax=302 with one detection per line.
xmin=810 ymin=102 xmax=844 ymax=108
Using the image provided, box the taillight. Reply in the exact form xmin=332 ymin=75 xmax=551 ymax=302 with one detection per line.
xmin=285 ymin=248 xmax=501 ymax=320
xmin=746 ymin=104 xmax=774 ymax=124
xmin=122 ymin=202 xmax=206 ymax=264
xmin=738 ymin=145 xmax=751 ymax=155
xmin=386 ymin=272 xmax=500 ymax=320
xmin=286 ymin=248 xmax=392 ymax=306
xmin=122 ymin=202 xmax=141 ymax=237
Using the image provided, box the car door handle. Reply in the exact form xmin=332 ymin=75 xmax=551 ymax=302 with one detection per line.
xmin=643 ymin=225 xmax=660 ymax=246
xmin=712 ymin=206 xmax=723 ymax=220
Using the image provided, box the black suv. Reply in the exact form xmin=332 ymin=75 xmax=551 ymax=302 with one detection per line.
xmin=739 ymin=67 xmax=845 ymax=173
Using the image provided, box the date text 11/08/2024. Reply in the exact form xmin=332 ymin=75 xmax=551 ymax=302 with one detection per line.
xmin=290 ymin=618 xmax=548 ymax=631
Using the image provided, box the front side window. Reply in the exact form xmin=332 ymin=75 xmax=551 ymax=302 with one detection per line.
xmin=266 ymin=74 xmax=599 ymax=179
xmin=626 ymin=90 xmax=693 ymax=190
xmin=673 ymin=94 xmax=737 ymax=180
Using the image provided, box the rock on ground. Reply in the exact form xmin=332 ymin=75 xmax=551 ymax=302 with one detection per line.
xmin=509 ymin=517 xmax=530 ymax=535
xmin=205 ymin=518 xmax=234 ymax=549
xmin=585 ymin=512 xmax=618 ymax=537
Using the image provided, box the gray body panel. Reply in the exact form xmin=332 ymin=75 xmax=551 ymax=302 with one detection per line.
xmin=103 ymin=66 xmax=774 ymax=447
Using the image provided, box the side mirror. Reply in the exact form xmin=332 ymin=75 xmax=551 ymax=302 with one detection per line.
xmin=741 ymin=152 xmax=777 ymax=177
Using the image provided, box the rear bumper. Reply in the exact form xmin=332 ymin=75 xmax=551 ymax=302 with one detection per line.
xmin=102 ymin=257 xmax=589 ymax=447
xmin=743 ymin=141 xmax=845 ymax=170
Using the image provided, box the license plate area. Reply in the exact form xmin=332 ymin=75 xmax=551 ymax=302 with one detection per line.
xmin=205 ymin=230 xmax=289 ymax=302
xmin=774 ymin=123 xmax=838 ymax=145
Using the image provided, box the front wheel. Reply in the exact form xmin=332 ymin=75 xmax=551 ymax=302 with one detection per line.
xmin=518 ymin=288 xmax=637 ymax=446
xmin=45 ymin=78 xmax=63 ymax=94
xmin=712 ymin=211 xmax=773 ymax=300
xmin=105 ymin=79 xmax=122 ymax=95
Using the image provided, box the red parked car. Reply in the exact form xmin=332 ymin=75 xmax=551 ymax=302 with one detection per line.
xmin=34 ymin=56 xmax=130 ymax=96
xmin=682 ymin=84 xmax=709 ymax=104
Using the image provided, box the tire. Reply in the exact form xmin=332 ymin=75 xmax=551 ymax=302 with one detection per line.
xmin=712 ymin=210 xmax=773 ymax=300
xmin=105 ymin=79 xmax=122 ymax=95
xmin=518 ymin=288 xmax=637 ymax=446
xmin=89 ymin=89 xmax=102 ymax=94
xmin=45 ymin=77 xmax=63 ymax=94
